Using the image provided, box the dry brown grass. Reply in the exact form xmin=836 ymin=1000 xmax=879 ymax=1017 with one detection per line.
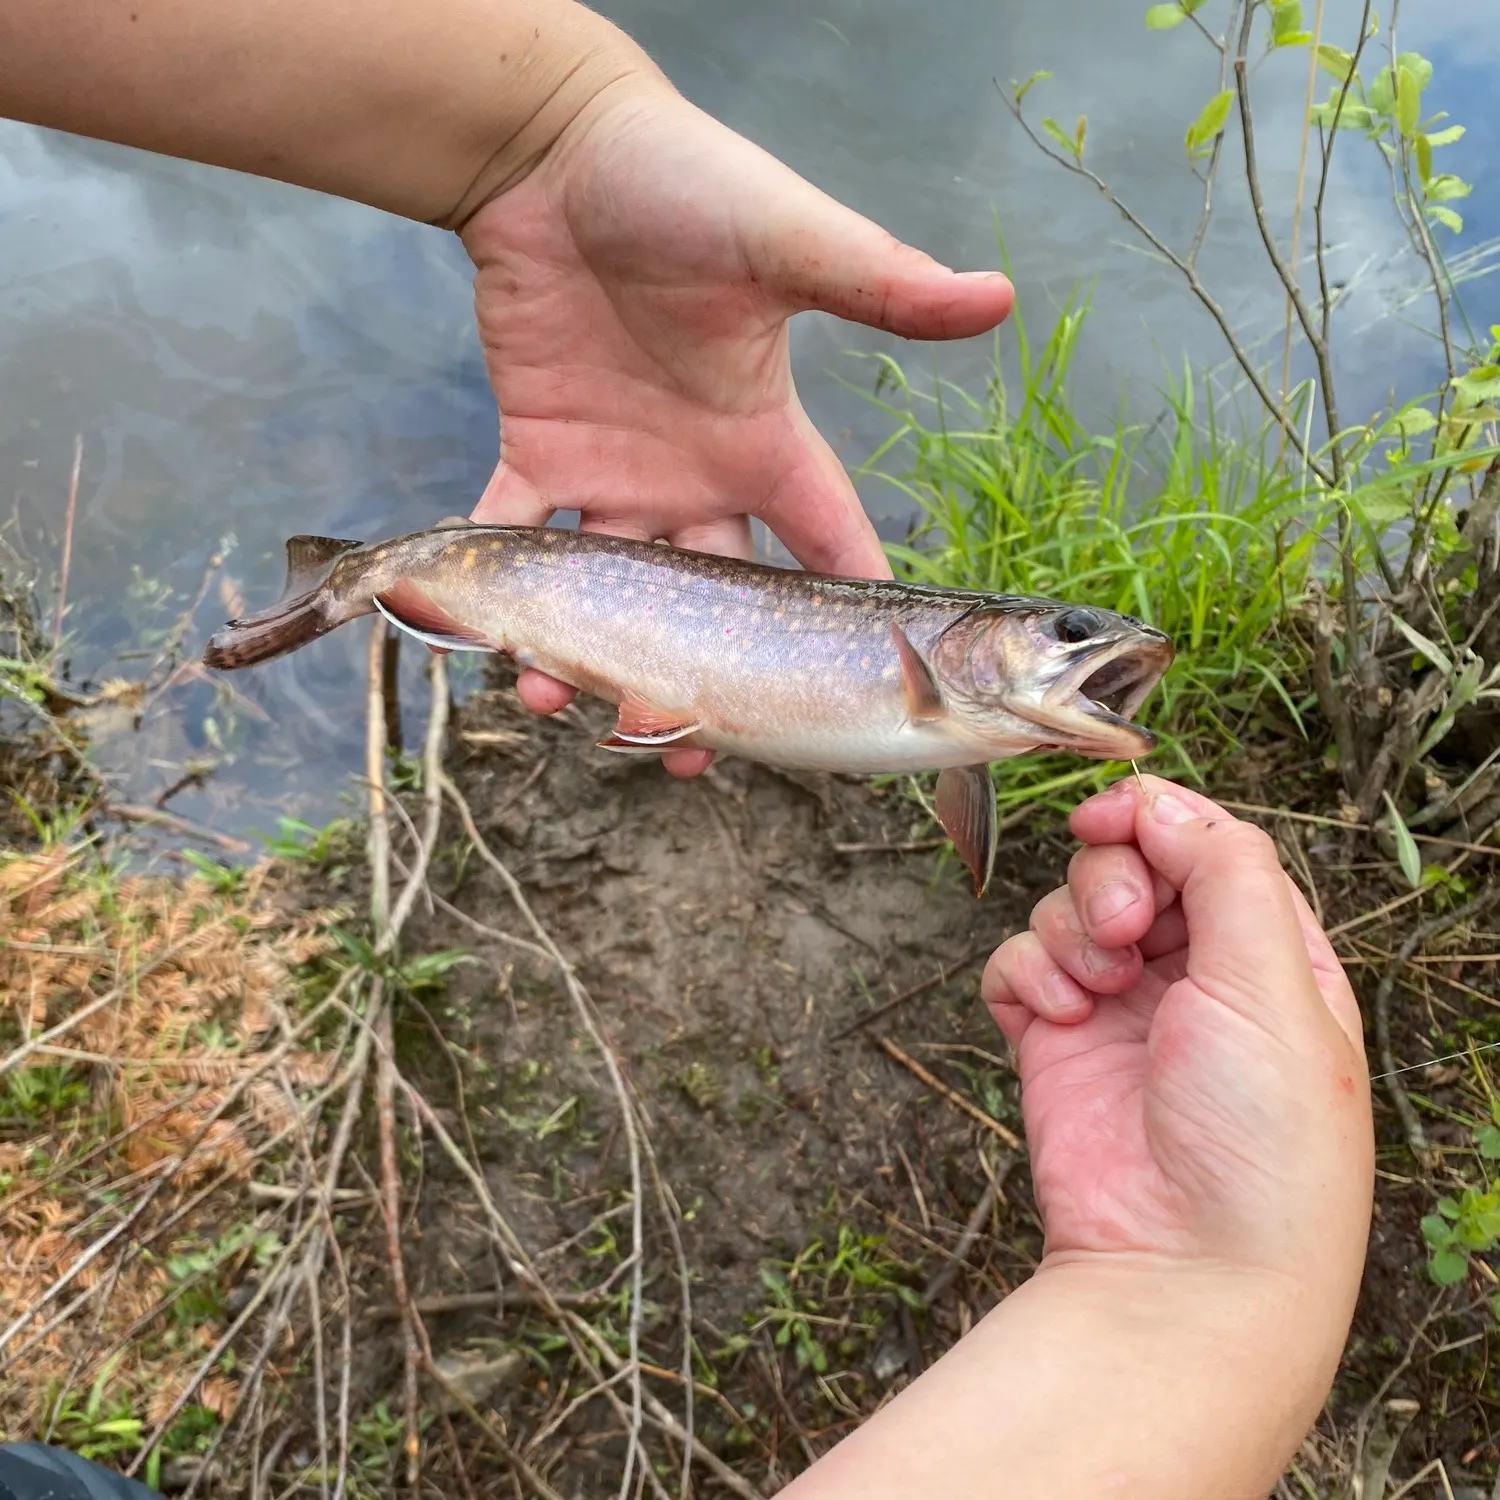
xmin=0 ymin=849 xmax=347 ymax=1448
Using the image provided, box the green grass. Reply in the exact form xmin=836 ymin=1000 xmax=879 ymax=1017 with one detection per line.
xmin=856 ymin=287 xmax=1326 ymax=817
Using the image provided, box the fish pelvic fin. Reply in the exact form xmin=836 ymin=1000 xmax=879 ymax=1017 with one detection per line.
xmin=935 ymin=764 xmax=998 ymax=897
xmin=609 ymin=697 xmax=702 ymax=745
xmin=282 ymin=535 xmax=365 ymax=600
xmin=374 ymin=578 xmax=498 ymax=652
xmin=891 ymin=623 xmax=946 ymax=724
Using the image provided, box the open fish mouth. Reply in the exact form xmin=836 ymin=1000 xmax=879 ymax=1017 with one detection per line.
xmin=1036 ymin=633 xmax=1176 ymax=755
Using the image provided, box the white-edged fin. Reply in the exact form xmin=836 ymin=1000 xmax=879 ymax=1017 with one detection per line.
xmin=373 ymin=596 xmax=495 ymax=653
xmin=608 ymin=698 xmax=702 ymax=745
xmin=434 ymin=515 xmax=474 ymax=530
xmin=935 ymin=764 xmax=998 ymax=897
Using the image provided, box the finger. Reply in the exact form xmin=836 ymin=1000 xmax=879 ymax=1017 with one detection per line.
xmin=1028 ymin=887 xmax=1143 ymax=996
xmin=1068 ymin=776 xmax=1147 ymax=847
xmin=981 ymin=931 xmax=1094 ymax=1042
xmin=1131 ymin=783 xmax=1323 ymax=1031
xmin=1284 ymin=878 xmax=1364 ymax=1053
xmin=662 ymin=747 xmax=716 ymax=778
xmin=670 ymin=515 xmax=755 ymax=560
xmin=1138 ymin=899 xmax=1189 ymax=962
xmin=753 ymin=395 xmax=891 ymax=578
xmin=470 ymin=459 xmax=554 ymax=527
xmin=1066 ymin=842 xmax=1164 ymax=948
xmin=756 ymin=180 xmax=1014 ymax=341
xmin=515 ymin=669 xmax=577 ymax=716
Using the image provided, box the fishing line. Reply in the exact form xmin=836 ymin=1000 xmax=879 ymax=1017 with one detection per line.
xmin=1371 ymin=1039 xmax=1500 ymax=1083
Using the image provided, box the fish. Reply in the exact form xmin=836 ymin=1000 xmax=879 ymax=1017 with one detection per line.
xmin=203 ymin=518 xmax=1175 ymax=895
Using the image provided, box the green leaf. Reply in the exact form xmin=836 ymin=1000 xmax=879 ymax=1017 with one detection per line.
xmin=1013 ymin=69 xmax=1051 ymax=105
xmin=1388 ymin=614 xmax=1454 ymax=677
xmin=1309 ymin=95 xmax=1373 ymax=131
xmin=1392 ymin=406 xmax=1437 ymax=439
xmin=1439 ymin=1196 xmax=1462 ymax=1220
xmin=1426 ymin=173 xmax=1472 ymax=204
xmin=1427 ymin=204 xmax=1464 ymax=234
xmin=1396 ymin=64 xmax=1420 ymax=139
xmin=1351 ymin=486 xmax=1409 ymax=527
xmin=1397 ymin=51 xmax=1434 ymax=91
xmin=1185 ymin=89 xmax=1233 ymax=159
xmin=1075 ymin=114 xmax=1088 ymax=157
xmin=1382 ymin=792 xmax=1423 ymax=889
xmin=1415 ymin=133 xmax=1432 ymax=188
xmin=1041 ymin=116 xmax=1080 ymax=160
xmin=1455 ymin=365 xmax=1500 ymax=404
xmin=1427 ymin=124 xmax=1465 ymax=146
xmin=1421 ymin=1213 xmax=1455 ymax=1248
xmin=1315 ymin=44 xmax=1356 ymax=82
xmin=1430 ymin=1245 xmax=1470 ymax=1285
xmin=1369 ymin=65 xmax=1395 ymax=116
xmin=1478 ymin=1124 xmax=1500 ymax=1160
xmin=1145 ymin=3 xmax=1186 ymax=26
xmin=1271 ymin=0 xmax=1304 ymax=41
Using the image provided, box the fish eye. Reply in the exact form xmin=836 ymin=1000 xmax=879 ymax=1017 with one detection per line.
xmin=1051 ymin=608 xmax=1104 ymax=644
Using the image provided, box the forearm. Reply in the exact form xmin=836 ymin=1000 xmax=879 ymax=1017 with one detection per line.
xmin=785 ymin=1259 xmax=1345 ymax=1500
xmin=0 ymin=0 xmax=662 ymax=227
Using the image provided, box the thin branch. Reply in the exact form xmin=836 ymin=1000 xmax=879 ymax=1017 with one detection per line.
xmin=51 ymin=435 xmax=82 ymax=653
xmin=999 ymin=84 xmax=1336 ymax=489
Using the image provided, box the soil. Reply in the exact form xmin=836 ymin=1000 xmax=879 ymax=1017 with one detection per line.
xmin=323 ymin=661 xmax=1062 ymax=1495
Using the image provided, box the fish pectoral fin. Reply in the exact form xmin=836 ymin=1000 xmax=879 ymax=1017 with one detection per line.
xmin=891 ymin=623 xmax=946 ymax=724
xmin=935 ymin=764 xmax=998 ymax=898
xmin=374 ymin=579 xmax=497 ymax=652
xmin=610 ymin=697 xmax=702 ymax=746
xmin=281 ymin=535 xmax=364 ymax=602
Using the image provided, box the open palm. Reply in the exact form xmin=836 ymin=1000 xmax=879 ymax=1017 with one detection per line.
xmin=456 ymin=78 xmax=1013 ymax=762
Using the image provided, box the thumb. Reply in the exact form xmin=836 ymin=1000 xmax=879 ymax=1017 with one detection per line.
xmin=1131 ymin=779 xmax=1323 ymax=1034
xmin=754 ymin=180 xmax=1014 ymax=341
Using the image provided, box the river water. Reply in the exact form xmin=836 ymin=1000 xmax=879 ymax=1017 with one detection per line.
xmin=0 ymin=0 xmax=1495 ymax=843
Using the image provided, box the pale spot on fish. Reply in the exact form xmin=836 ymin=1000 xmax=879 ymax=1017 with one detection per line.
xmin=860 ymin=656 xmax=871 ymax=670
xmin=462 ymin=548 xmax=478 ymax=568
xmin=881 ymin=665 xmax=898 ymax=681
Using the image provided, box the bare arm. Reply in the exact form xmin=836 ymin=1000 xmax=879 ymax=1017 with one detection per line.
xmin=0 ymin=0 xmax=656 ymax=226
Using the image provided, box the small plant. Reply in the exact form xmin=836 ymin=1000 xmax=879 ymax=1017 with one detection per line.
xmin=2 ymin=1065 xmax=90 ymax=1122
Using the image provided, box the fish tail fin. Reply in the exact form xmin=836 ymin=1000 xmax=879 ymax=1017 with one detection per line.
xmin=203 ymin=535 xmax=368 ymax=670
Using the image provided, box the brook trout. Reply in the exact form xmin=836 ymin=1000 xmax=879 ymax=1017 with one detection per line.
xmin=204 ymin=519 xmax=1174 ymax=894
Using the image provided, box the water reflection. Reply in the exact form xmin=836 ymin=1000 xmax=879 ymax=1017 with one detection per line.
xmin=0 ymin=0 xmax=1494 ymax=841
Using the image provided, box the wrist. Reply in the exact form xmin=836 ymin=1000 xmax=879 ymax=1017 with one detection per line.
xmin=442 ymin=3 xmax=668 ymax=230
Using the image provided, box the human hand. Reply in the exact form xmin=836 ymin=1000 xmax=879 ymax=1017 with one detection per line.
xmin=982 ymin=774 xmax=1373 ymax=1292
xmin=457 ymin=74 xmax=1013 ymax=776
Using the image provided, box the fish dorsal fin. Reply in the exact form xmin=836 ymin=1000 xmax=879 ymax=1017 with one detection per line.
xmin=935 ymin=764 xmax=998 ymax=897
xmin=374 ymin=578 xmax=497 ymax=652
xmin=602 ymin=696 xmax=702 ymax=747
xmin=282 ymin=536 xmax=364 ymax=600
xmin=891 ymin=623 xmax=946 ymax=724
xmin=434 ymin=515 xmax=474 ymax=530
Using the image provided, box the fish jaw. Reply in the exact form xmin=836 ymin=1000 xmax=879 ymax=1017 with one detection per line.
xmin=930 ymin=605 xmax=1176 ymax=761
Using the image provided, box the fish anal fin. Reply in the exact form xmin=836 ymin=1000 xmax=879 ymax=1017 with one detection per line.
xmin=596 ymin=734 xmax=676 ymax=755
xmin=892 ymin=623 xmax=946 ymax=724
xmin=935 ymin=764 xmax=998 ymax=897
xmin=282 ymin=535 xmax=364 ymax=601
xmin=611 ymin=696 xmax=701 ymax=745
xmin=375 ymin=579 xmax=496 ymax=652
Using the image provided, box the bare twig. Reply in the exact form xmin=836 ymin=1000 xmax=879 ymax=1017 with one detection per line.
xmin=107 ymin=801 xmax=251 ymax=855
xmin=1371 ymin=887 xmax=1500 ymax=1166
xmin=832 ymin=944 xmax=989 ymax=1040
xmin=873 ymin=1034 xmax=1023 ymax=1150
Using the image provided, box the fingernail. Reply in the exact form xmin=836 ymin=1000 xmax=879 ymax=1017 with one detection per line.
xmin=954 ymin=269 xmax=1011 ymax=282
xmin=1082 ymin=941 xmax=1124 ymax=977
xmin=1045 ymin=970 xmax=1083 ymax=1013
xmin=1151 ymin=790 xmax=1196 ymax=824
xmin=1087 ymin=881 xmax=1139 ymax=927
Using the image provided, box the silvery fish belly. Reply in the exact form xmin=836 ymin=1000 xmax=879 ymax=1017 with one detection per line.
xmin=203 ymin=519 xmax=1176 ymax=894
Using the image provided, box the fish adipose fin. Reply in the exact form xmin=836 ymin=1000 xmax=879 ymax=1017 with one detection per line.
xmin=203 ymin=535 xmax=366 ymax=670
xmin=891 ymin=624 xmax=946 ymax=724
xmin=599 ymin=698 xmax=702 ymax=748
xmin=374 ymin=578 xmax=497 ymax=653
xmin=935 ymin=764 xmax=998 ymax=897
